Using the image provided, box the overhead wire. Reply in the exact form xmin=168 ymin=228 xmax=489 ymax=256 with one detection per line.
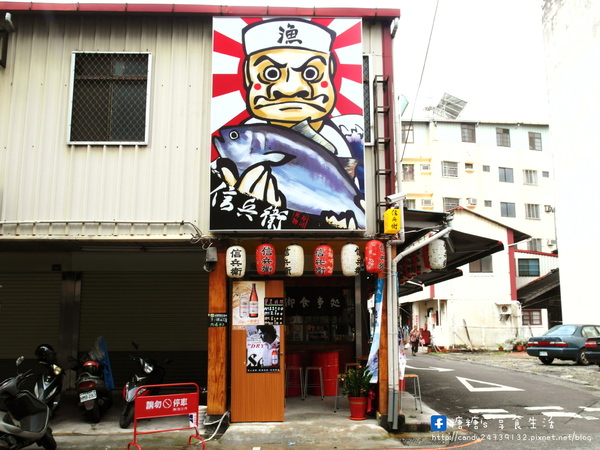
xmin=399 ymin=0 xmax=440 ymax=164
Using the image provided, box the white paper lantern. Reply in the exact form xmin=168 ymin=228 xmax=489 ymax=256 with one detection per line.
xmin=428 ymin=239 xmax=447 ymax=270
xmin=341 ymin=243 xmax=361 ymax=276
xmin=226 ymin=245 xmax=246 ymax=278
xmin=284 ymin=244 xmax=304 ymax=277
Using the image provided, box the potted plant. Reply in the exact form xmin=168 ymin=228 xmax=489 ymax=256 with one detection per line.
xmin=341 ymin=365 xmax=373 ymax=420
xmin=515 ymin=338 xmax=528 ymax=352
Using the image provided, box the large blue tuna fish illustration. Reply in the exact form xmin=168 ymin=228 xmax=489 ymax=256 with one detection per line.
xmin=213 ymin=123 xmax=365 ymax=229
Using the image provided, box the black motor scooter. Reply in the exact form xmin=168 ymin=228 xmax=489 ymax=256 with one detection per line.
xmin=119 ymin=341 xmax=168 ymax=428
xmin=32 ymin=345 xmax=63 ymax=417
xmin=0 ymin=356 xmax=57 ymax=450
xmin=70 ymin=341 xmax=113 ymax=423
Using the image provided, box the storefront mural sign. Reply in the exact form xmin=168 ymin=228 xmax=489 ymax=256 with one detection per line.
xmin=210 ymin=17 xmax=365 ymax=231
xmin=246 ymin=325 xmax=281 ymax=373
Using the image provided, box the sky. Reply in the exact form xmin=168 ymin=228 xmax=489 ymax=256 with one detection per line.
xmin=395 ymin=0 xmax=549 ymax=123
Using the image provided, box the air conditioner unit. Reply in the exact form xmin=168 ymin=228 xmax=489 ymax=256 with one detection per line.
xmin=467 ymin=198 xmax=477 ymax=206
xmin=544 ymin=205 xmax=554 ymax=213
xmin=421 ymin=199 xmax=433 ymax=207
xmin=420 ymin=164 xmax=431 ymax=172
xmin=547 ymin=239 xmax=557 ymax=246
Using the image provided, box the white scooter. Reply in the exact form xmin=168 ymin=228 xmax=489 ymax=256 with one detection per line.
xmin=0 ymin=357 xmax=56 ymax=449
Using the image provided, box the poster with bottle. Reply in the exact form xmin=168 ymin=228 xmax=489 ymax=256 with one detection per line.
xmin=245 ymin=325 xmax=281 ymax=373
xmin=232 ymin=281 xmax=265 ymax=329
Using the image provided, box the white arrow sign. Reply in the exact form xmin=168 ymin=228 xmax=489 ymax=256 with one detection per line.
xmin=457 ymin=376 xmax=524 ymax=392
xmin=405 ymin=365 xmax=454 ymax=372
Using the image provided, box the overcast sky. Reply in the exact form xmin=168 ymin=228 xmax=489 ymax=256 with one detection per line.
xmin=395 ymin=0 xmax=549 ymax=123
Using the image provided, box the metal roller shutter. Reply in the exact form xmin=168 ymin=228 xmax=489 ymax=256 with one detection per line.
xmin=0 ymin=273 xmax=62 ymax=359
xmin=79 ymin=271 xmax=209 ymax=388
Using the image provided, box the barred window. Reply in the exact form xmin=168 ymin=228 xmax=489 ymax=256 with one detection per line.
xmin=402 ymin=164 xmax=415 ymax=181
xmin=443 ymin=197 xmax=460 ymax=211
xmin=442 ymin=161 xmax=458 ymax=178
xmin=68 ymin=52 xmax=151 ymax=145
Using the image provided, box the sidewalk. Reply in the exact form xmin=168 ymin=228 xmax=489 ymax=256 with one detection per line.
xmin=50 ymin=382 xmax=438 ymax=449
xmin=51 ymin=350 xmax=591 ymax=449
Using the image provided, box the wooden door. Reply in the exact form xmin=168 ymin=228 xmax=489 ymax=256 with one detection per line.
xmin=230 ymin=280 xmax=285 ymax=422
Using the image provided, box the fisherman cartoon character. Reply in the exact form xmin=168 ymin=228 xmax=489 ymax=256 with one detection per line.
xmin=211 ymin=18 xmax=365 ymax=230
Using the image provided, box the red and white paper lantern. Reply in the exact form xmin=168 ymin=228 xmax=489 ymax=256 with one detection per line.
xmin=341 ymin=243 xmax=361 ymax=276
xmin=225 ymin=245 xmax=246 ymax=278
xmin=365 ymin=239 xmax=385 ymax=274
xmin=314 ymin=244 xmax=334 ymax=277
xmin=284 ymin=244 xmax=304 ymax=277
xmin=256 ymin=243 xmax=276 ymax=276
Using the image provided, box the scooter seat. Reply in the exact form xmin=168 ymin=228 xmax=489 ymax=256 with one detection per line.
xmin=6 ymin=392 xmax=47 ymax=432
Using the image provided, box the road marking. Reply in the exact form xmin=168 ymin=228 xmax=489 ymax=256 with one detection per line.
xmin=405 ymin=365 xmax=454 ymax=372
xmin=542 ymin=411 xmax=585 ymax=419
xmin=456 ymin=376 xmax=524 ymax=392
xmin=525 ymin=406 xmax=563 ymax=411
xmin=581 ymin=407 xmax=600 ymax=412
xmin=470 ymin=409 xmax=508 ymax=414
xmin=482 ymin=414 xmax=522 ymax=420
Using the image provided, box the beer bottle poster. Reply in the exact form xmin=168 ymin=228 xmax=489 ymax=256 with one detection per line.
xmin=246 ymin=325 xmax=281 ymax=373
xmin=232 ymin=281 xmax=266 ymax=329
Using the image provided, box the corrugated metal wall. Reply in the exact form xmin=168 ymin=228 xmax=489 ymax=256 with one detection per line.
xmin=0 ymin=13 xmax=385 ymax=236
xmin=0 ymin=13 xmax=213 ymax=233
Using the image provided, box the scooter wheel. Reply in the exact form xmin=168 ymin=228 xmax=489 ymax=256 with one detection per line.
xmin=85 ymin=405 xmax=101 ymax=423
xmin=38 ymin=428 xmax=57 ymax=450
xmin=119 ymin=403 xmax=134 ymax=428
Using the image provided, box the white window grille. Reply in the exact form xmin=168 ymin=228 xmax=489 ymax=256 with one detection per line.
xmin=442 ymin=161 xmax=458 ymax=178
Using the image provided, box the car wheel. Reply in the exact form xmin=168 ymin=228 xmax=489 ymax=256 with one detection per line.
xmin=539 ymin=356 xmax=554 ymax=365
xmin=576 ymin=349 xmax=590 ymax=365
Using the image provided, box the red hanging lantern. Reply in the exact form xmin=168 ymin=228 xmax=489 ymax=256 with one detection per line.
xmin=314 ymin=244 xmax=334 ymax=277
xmin=256 ymin=243 xmax=276 ymax=276
xmin=365 ymin=239 xmax=385 ymax=274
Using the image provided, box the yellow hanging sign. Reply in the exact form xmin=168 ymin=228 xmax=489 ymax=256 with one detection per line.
xmin=383 ymin=208 xmax=403 ymax=234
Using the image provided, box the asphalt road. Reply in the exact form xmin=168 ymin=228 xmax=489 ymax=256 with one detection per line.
xmin=406 ymin=353 xmax=600 ymax=449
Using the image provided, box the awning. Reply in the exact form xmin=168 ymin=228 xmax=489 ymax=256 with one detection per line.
xmin=395 ymin=209 xmax=521 ymax=297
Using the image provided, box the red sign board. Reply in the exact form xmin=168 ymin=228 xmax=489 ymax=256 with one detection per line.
xmin=134 ymin=391 xmax=199 ymax=420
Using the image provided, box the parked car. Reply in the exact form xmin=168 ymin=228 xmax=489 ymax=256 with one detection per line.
xmin=584 ymin=337 xmax=600 ymax=366
xmin=526 ymin=324 xmax=600 ymax=365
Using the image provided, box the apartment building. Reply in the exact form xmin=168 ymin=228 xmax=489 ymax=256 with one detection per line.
xmin=398 ymin=119 xmax=558 ymax=348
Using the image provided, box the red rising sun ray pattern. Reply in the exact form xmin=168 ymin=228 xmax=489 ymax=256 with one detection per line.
xmin=211 ymin=17 xmax=363 ymax=158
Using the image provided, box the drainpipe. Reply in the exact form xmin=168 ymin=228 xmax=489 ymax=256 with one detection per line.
xmin=387 ymin=226 xmax=452 ymax=429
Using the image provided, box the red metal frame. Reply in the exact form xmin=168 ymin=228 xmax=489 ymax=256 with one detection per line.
xmin=127 ymin=383 xmax=205 ymax=450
